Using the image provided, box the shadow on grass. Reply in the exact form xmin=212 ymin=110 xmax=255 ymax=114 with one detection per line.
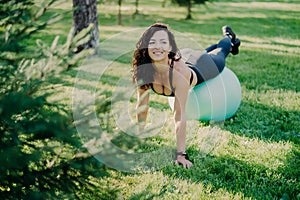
xmin=222 ymin=101 xmax=300 ymax=144
xmin=160 ymin=146 xmax=299 ymax=199
xmin=47 ymin=69 xmax=121 ymax=91
xmin=127 ymin=185 xmax=160 ymax=200
xmin=232 ymin=52 xmax=299 ymax=92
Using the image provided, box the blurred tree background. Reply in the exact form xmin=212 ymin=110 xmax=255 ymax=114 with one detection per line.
xmin=172 ymin=0 xmax=209 ymax=19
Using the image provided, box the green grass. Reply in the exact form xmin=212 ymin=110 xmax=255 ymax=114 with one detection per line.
xmin=31 ymin=0 xmax=300 ymax=199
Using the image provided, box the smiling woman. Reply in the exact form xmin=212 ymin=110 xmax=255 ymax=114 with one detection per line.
xmin=132 ymin=23 xmax=240 ymax=168
xmin=148 ymin=31 xmax=172 ymax=61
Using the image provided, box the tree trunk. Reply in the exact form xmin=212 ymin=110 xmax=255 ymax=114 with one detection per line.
xmin=73 ymin=0 xmax=99 ymax=52
xmin=162 ymin=0 xmax=167 ymax=8
xmin=186 ymin=0 xmax=192 ymax=19
xmin=118 ymin=0 xmax=122 ymax=25
xmin=134 ymin=0 xmax=139 ymax=15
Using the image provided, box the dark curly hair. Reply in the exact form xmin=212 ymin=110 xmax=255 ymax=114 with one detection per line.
xmin=132 ymin=23 xmax=181 ymax=89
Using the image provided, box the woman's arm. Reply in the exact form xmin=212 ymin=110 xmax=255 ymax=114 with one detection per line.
xmin=173 ymin=65 xmax=193 ymax=168
xmin=136 ymin=87 xmax=150 ymax=130
xmin=173 ymin=89 xmax=188 ymax=153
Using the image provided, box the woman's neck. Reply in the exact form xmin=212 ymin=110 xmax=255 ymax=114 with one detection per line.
xmin=153 ymin=59 xmax=170 ymax=73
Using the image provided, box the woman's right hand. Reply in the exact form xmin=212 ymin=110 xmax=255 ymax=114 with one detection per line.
xmin=175 ymin=155 xmax=193 ymax=169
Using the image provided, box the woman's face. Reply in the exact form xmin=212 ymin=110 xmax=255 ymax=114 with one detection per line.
xmin=147 ymin=30 xmax=172 ymax=62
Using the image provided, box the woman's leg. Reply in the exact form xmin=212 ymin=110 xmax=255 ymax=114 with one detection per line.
xmin=205 ymin=44 xmax=217 ymax=53
xmin=192 ymin=37 xmax=232 ymax=84
xmin=192 ymin=26 xmax=240 ymax=85
xmin=207 ymin=36 xmax=232 ymax=71
xmin=204 ymin=36 xmax=232 ymax=71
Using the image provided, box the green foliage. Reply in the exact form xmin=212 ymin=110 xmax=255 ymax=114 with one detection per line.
xmin=0 ymin=1 xmax=102 ymax=199
xmin=171 ymin=0 xmax=209 ymax=19
xmin=0 ymin=0 xmax=60 ymax=65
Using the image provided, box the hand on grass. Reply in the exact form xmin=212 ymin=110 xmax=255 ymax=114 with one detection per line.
xmin=175 ymin=155 xmax=193 ymax=169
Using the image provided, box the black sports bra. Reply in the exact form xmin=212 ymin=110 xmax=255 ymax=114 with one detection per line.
xmin=150 ymin=60 xmax=195 ymax=97
xmin=188 ymin=65 xmax=202 ymax=85
xmin=150 ymin=60 xmax=175 ymax=96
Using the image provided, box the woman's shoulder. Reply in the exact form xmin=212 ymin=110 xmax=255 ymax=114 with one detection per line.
xmin=173 ymin=59 xmax=190 ymax=80
xmin=173 ymin=59 xmax=189 ymax=73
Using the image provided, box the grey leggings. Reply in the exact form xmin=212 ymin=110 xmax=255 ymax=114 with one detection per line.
xmin=187 ymin=37 xmax=232 ymax=85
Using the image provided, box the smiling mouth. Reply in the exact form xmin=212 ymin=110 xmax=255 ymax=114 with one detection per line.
xmin=152 ymin=51 xmax=164 ymax=55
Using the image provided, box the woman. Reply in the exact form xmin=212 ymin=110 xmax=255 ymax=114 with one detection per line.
xmin=132 ymin=23 xmax=240 ymax=168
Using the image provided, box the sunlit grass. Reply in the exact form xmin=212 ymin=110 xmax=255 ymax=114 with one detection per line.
xmin=221 ymin=2 xmax=300 ymax=12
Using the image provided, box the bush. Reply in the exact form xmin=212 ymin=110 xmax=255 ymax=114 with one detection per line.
xmin=0 ymin=1 xmax=102 ymax=198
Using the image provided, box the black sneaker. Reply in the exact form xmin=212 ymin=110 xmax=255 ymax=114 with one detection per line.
xmin=222 ymin=25 xmax=236 ymax=40
xmin=231 ymin=38 xmax=240 ymax=55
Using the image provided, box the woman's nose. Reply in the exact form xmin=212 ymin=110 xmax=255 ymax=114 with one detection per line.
xmin=153 ymin=43 xmax=162 ymax=49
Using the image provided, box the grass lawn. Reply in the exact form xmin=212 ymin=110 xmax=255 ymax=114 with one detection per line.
xmin=35 ymin=0 xmax=299 ymax=199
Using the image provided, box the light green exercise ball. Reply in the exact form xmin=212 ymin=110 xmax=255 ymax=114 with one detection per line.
xmin=168 ymin=67 xmax=242 ymax=121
